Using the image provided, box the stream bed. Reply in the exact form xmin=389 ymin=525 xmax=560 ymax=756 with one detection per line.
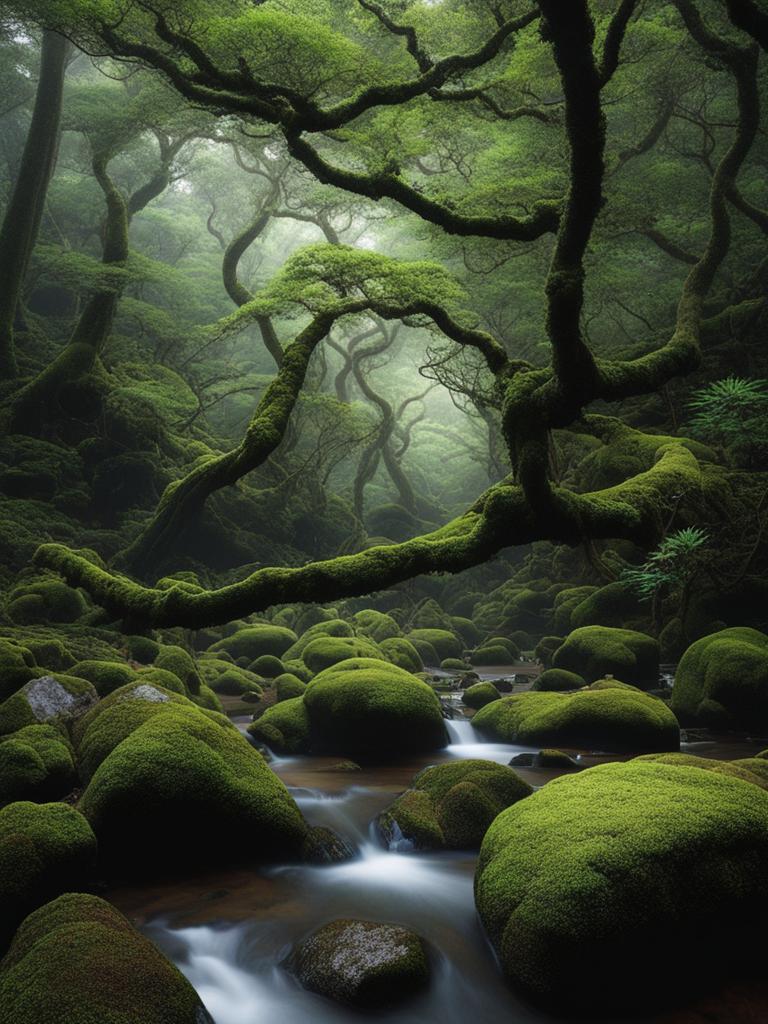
xmin=106 ymin=717 xmax=768 ymax=1024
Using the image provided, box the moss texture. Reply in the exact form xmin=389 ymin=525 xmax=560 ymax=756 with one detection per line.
xmin=290 ymin=918 xmax=429 ymax=1009
xmin=304 ymin=657 xmax=447 ymax=759
xmin=531 ymin=668 xmax=585 ymax=691
xmin=274 ymin=672 xmax=307 ymax=702
xmin=0 ymin=893 xmax=212 ymax=1023
xmin=247 ymin=696 xmax=311 ymax=754
xmin=301 ymin=634 xmax=382 ymax=673
xmin=472 ymin=684 xmax=679 ymax=752
xmin=208 ymin=625 xmax=298 ymax=661
xmin=69 ymin=660 xmax=136 ymax=697
xmin=406 ymin=628 xmax=462 ymax=661
xmin=153 ymin=645 xmax=202 ymax=695
xmin=378 ymin=759 xmax=532 ymax=851
xmin=80 ymin=699 xmax=308 ymax=867
xmin=0 ymin=673 xmax=98 ymax=735
xmin=462 ymin=681 xmax=502 ymax=709
xmin=0 ymin=801 xmax=97 ymax=951
xmin=552 ymin=626 xmax=659 ymax=688
xmin=0 ymin=639 xmax=38 ymax=701
xmin=671 ymin=627 xmax=768 ymax=728
xmin=0 ymin=724 xmax=75 ymax=806
xmin=471 ymin=643 xmax=517 ymax=666
xmin=475 ymin=760 xmax=768 ymax=1009
xmin=250 ymin=654 xmax=284 ymax=678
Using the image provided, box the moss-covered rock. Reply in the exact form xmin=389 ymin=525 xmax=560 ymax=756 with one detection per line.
xmin=274 ymin=672 xmax=307 ymax=702
xmin=450 ymin=616 xmax=482 ymax=648
xmin=281 ymin=619 xmax=354 ymax=662
xmin=290 ymin=919 xmax=429 ymax=1009
xmin=247 ymin=696 xmax=311 ymax=755
xmin=6 ymin=580 xmax=87 ymax=625
xmin=69 ymin=660 xmax=136 ymax=697
xmin=441 ymin=657 xmax=468 ymax=672
xmin=0 ymin=893 xmax=213 ymax=1023
xmin=472 ymin=684 xmax=679 ymax=753
xmin=379 ymin=636 xmax=423 ymax=673
xmin=471 ymin=644 xmax=517 ymax=666
xmin=80 ymin=700 xmax=307 ymax=867
xmin=378 ymin=759 xmax=531 ymax=851
xmin=303 ymin=658 xmax=447 ymax=759
xmin=0 ymin=674 xmax=98 ymax=735
xmin=475 ymin=760 xmax=768 ymax=1009
xmin=533 ymin=635 xmax=564 ymax=668
xmin=531 ymin=668 xmax=585 ymax=692
xmin=191 ymin=684 xmax=224 ymax=713
xmin=0 ymin=725 xmax=76 ymax=806
xmin=671 ymin=627 xmax=768 ymax=729
xmin=552 ymin=626 xmax=659 ymax=688
xmin=0 ymin=639 xmax=38 ymax=701
xmin=209 ymin=625 xmax=298 ymax=662
xmin=126 ymin=634 xmax=159 ymax=664
xmin=462 ymin=681 xmax=502 ymax=709
xmin=153 ymin=645 xmax=201 ymax=695
xmin=22 ymin=636 xmax=74 ymax=672
xmin=351 ymin=609 xmax=401 ymax=642
xmin=406 ymin=628 xmax=462 ymax=661
xmin=250 ymin=654 xmax=284 ymax=678
xmin=301 ymin=635 xmax=382 ymax=674
xmin=0 ymin=801 xmax=97 ymax=950
xmin=635 ymin=751 xmax=768 ymax=791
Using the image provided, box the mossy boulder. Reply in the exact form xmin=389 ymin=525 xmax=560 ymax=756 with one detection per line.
xmin=247 ymin=696 xmax=311 ymax=755
xmin=69 ymin=660 xmax=136 ymax=697
xmin=450 ymin=616 xmax=482 ymax=647
xmin=250 ymin=654 xmax=284 ymax=678
xmin=303 ymin=658 xmax=447 ymax=759
xmin=463 ymin=681 xmax=502 ymax=709
xmin=509 ymin=749 xmax=580 ymax=769
xmin=209 ymin=625 xmax=298 ymax=661
xmin=282 ymin=619 xmax=354 ymax=662
xmin=533 ymin=635 xmax=564 ymax=668
xmin=274 ymin=672 xmax=307 ymax=702
xmin=290 ymin=919 xmax=429 ymax=1009
xmin=22 ymin=637 xmax=74 ymax=671
xmin=80 ymin=701 xmax=308 ymax=868
xmin=6 ymin=580 xmax=87 ymax=625
xmin=0 ymin=725 xmax=76 ymax=806
xmin=471 ymin=644 xmax=517 ymax=666
xmin=301 ymin=635 xmax=382 ymax=674
xmin=378 ymin=759 xmax=532 ymax=851
xmin=351 ymin=609 xmax=401 ymax=642
xmin=475 ymin=760 xmax=768 ymax=1010
xmin=552 ymin=626 xmax=659 ymax=688
xmin=0 ymin=893 xmax=213 ymax=1023
xmin=153 ymin=645 xmax=201 ymax=695
xmin=133 ymin=666 xmax=186 ymax=695
xmin=532 ymin=668 xmax=586 ymax=692
xmin=406 ymin=628 xmax=462 ymax=661
xmin=0 ymin=801 xmax=97 ymax=950
xmin=441 ymin=657 xmax=468 ymax=672
xmin=125 ymin=634 xmax=159 ymax=663
xmin=403 ymin=636 xmax=439 ymax=667
xmin=0 ymin=674 xmax=98 ymax=735
xmin=379 ymin=636 xmax=423 ymax=673
xmin=191 ymin=684 xmax=224 ymax=713
xmin=671 ymin=627 xmax=768 ymax=729
xmin=635 ymin=752 xmax=768 ymax=791
xmin=472 ymin=684 xmax=679 ymax=753
xmin=0 ymin=639 xmax=38 ymax=701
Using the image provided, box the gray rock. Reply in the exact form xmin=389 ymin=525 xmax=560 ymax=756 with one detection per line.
xmin=22 ymin=675 xmax=98 ymax=723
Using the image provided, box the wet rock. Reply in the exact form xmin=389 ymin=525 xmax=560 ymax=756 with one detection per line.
xmin=302 ymin=825 xmax=356 ymax=864
xmin=509 ymin=749 xmax=580 ymax=769
xmin=290 ymin=918 xmax=429 ymax=1008
xmin=325 ymin=760 xmax=362 ymax=772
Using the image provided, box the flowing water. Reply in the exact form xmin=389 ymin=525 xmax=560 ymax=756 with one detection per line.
xmin=107 ymin=712 xmax=768 ymax=1024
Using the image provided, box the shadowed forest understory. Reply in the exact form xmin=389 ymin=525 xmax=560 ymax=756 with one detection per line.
xmin=0 ymin=1 xmax=767 ymax=1022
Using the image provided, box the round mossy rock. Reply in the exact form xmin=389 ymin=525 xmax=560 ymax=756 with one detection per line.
xmin=69 ymin=660 xmax=136 ymax=697
xmin=379 ymin=636 xmax=423 ymax=673
xmin=290 ymin=918 xmax=429 ymax=1009
xmin=281 ymin=619 xmax=354 ymax=662
xmin=532 ymin=668 xmax=585 ymax=692
xmin=475 ymin=760 xmax=768 ymax=1010
xmin=0 ymin=893 xmax=213 ymax=1024
xmin=671 ymin=627 xmax=768 ymax=729
xmin=153 ymin=645 xmax=201 ymax=695
xmin=552 ymin=626 xmax=660 ymax=688
xmin=79 ymin=702 xmax=308 ymax=868
xmin=274 ymin=672 xmax=307 ymax=702
xmin=250 ymin=654 xmax=284 ymax=678
xmin=0 ymin=674 xmax=98 ymax=736
xmin=472 ymin=685 xmax=679 ymax=753
xmin=247 ymin=696 xmax=311 ymax=755
xmin=0 ymin=801 xmax=97 ymax=951
xmin=463 ymin=681 xmax=502 ymax=709
xmin=378 ymin=759 xmax=532 ymax=851
xmin=301 ymin=635 xmax=382 ymax=674
xmin=406 ymin=628 xmax=462 ymax=661
xmin=0 ymin=725 xmax=76 ymax=806
xmin=0 ymin=639 xmax=38 ymax=701
xmin=351 ymin=609 xmax=401 ymax=642
xmin=208 ymin=625 xmax=298 ymax=661
xmin=303 ymin=658 xmax=447 ymax=759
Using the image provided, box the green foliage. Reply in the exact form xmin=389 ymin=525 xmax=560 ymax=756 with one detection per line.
xmin=0 ymin=724 xmax=75 ymax=807
xmin=687 ymin=376 xmax=768 ymax=459
xmin=248 ymin=696 xmax=311 ymax=755
xmin=552 ymin=626 xmax=660 ymax=688
xmin=621 ymin=527 xmax=709 ymax=602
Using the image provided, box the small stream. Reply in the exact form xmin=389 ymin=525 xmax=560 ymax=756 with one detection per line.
xmin=107 ymin=711 xmax=767 ymax=1024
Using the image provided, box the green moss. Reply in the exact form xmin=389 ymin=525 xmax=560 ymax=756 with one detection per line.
xmin=441 ymin=657 xmax=468 ymax=671
xmin=378 ymin=759 xmax=531 ymax=851
xmin=450 ymin=616 xmax=482 ymax=647
xmin=472 ymin=684 xmax=679 ymax=753
xmin=282 ymin=658 xmax=314 ymax=682
xmin=250 ymin=654 xmax=284 ymax=678
xmin=291 ymin=918 xmax=429 ymax=1009
xmin=301 ymin=635 xmax=382 ymax=674
xmin=475 ymin=760 xmax=768 ymax=1009
xmin=126 ymin=635 xmax=159 ymax=663
xmin=471 ymin=644 xmax=517 ymax=666
xmin=672 ymin=627 xmax=768 ymax=728
xmin=351 ymin=609 xmax=401 ymax=642
xmin=569 ymin=582 xmax=645 ymax=630
xmin=533 ymin=636 xmax=564 ymax=668
xmin=303 ymin=657 xmax=447 ymax=759
xmin=134 ymin=666 xmax=186 ymax=695
xmin=80 ymin=700 xmax=307 ymax=867
xmin=0 ymin=801 xmax=97 ymax=951
xmin=208 ymin=668 xmax=263 ymax=696
xmin=635 ymin=752 xmax=768 ymax=791
xmin=0 ymin=674 xmax=98 ymax=736
xmin=379 ymin=636 xmax=423 ymax=673
xmin=532 ymin=668 xmax=585 ymax=692
xmin=208 ymin=625 xmax=298 ymax=661
xmin=463 ymin=681 xmax=502 ymax=709
xmin=282 ymin=619 xmax=354 ymax=662
xmin=275 ymin=673 xmax=307 ymax=702
xmin=0 ymin=639 xmax=38 ymax=701
xmin=22 ymin=637 xmax=74 ymax=671
xmin=6 ymin=579 xmax=87 ymax=625
xmin=70 ymin=660 xmax=136 ymax=697
xmin=247 ymin=696 xmax=311 ymax=754
xmin=0 ymin=893 xmax=211 ymax=1023
xmin=191 ymin=684 xmax=224 ymax=713
xmin=406 ymin=628 xmax=462 ymax=661
xmin=153 ymin=645 xmax=201 ymax=695
xmin=552 ymin=626 xmax=660 ymax=688
xmin=0 ymin=725 xmax=75 ymax=806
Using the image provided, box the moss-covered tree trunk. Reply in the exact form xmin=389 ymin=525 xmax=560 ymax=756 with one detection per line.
xmin=0 ymin=31 xmax=70 ymax=379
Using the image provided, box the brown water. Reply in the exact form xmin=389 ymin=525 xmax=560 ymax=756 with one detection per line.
xmin=106 ymin=712 xmax=768 ymax=1024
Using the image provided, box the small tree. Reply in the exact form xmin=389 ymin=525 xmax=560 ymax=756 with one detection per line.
xmin=622 ymin=527 xmax=709 ymax=632
xmin=687 ymin=376 xmax=768 ymax=468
